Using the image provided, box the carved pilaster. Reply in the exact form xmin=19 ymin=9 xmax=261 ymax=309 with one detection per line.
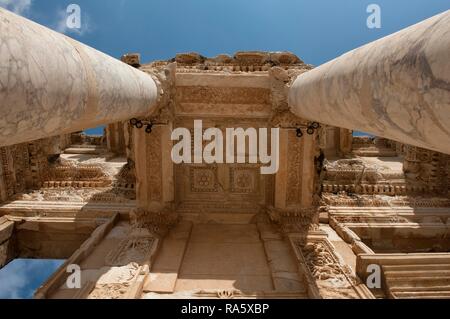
xmin=106 ymin=122 xmax=126 ymax=155
xmin=275 ymin=128 xmax=317 ymax=209
xmin=134 ymin=123 xmax=174 ymax=211
xmin=339 ymin=128 xmax=353 ymax=155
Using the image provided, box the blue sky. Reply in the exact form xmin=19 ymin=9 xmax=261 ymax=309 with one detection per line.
xmin=2 ymin=0 xmax=449 ymax=65
xmin=0 ymin=0 xmax=449 ymax=298
xmin=0 ymin=259 xmax=64 ymax=299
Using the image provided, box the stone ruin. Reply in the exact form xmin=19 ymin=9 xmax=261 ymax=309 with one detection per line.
xmin=1 ymin=8 xmax=450 ymax=299
xmin=1 ymin=51 xmax=449 ymax=299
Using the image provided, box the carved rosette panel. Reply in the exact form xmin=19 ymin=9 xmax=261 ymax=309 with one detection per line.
xmin=190 ymin=167 xmax=218 ymax=193
xmin=230 ymin=167 xmax=258 ymax=194
xmin=287 ymin=131 xmax=304 ymax=205
xmin=145 ymin=128 xmax=162 ymax=201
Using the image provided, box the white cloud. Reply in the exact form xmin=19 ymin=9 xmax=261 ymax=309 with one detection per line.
xmin=0 ymin=0 xmax=32 ymax=16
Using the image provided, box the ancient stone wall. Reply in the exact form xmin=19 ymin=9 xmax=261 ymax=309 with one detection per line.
xmin=0 ymin=135 xmax=71 ymax=203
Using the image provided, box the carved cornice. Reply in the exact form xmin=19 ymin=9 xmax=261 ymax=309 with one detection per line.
xmin=267 ymin=206 xmax=319 ymax=235
xmin=142 ymin=51 xmax=313 ymax=73
xmin=323 ymin=194 xmax=450 ymax=208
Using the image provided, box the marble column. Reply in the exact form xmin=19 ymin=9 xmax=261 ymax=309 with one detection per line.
xmin=0 ymin=8 xmax=159 ymax=147
xmin=289 ymin=10 xmax=450 ymax=154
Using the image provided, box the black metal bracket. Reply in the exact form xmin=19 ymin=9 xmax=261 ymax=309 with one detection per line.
xmin=130 ymin=118 xmax=156 ymax=134
xmin=289 ymin=122 xmax=320 ymax=138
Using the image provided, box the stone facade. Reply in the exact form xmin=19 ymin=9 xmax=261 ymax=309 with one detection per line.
xmin=0 ymin=51 xmax=449 ymax=299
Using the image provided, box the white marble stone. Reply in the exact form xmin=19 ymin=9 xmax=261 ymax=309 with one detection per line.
xmin=289 ymin=10 xmax=450 ymax=154
xmin=0 ymin=8 xmax=159 ymax=147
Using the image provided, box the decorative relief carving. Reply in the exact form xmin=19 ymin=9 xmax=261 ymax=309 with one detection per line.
xmin=176 ymin=102 xmax=271 ymax=117
xmin=230 ymin=167 xmax=257 ymax=194
xmin=106 ymin=237 xmax=157 ymax=266
xmin=88 ymin=283 xmax=131 ymax=299
xmin=130 ymin=208 xmax=179 ymax=238
xmin=190 ymin=167 xmax=219 ymax=193
xmin=143 ymin=51 xmax=311 ymax=74
xmin=323 ymin=193 xmax=450 ymax=208
xmin=217 ymin=290 xmax=236 ymax=299
xmin=177 ymin=86 xmax=271 ymax=105
xmin=293 ymin=238 xmax=360 ymax=299
xmin=403 ymin=145 xmax=450 ymax=195
xmin=287 ymin=131 xmax=304 ymax=205
xmin=331 ymin=215 xmax=410 ymax=224
xmin=87 ymin=263 xmax=141 ymax=299
xmin=267 ymin=206 xmax=319 ymax=235
xmin=270 ymin=110 xmax=307 ymax=128
xmin=145 ymin=129 xmax=162 ymax=202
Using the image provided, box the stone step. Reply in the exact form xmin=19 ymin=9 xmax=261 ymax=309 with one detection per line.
xmin=391 ymin=285 xmax=450 ymax=292
xmin=391 ymin=290 xmax=450 ymax=299
xmin=383 ymin=264 xmax=450 ymax=272
xmin=64 ymin=146 xmax=107 ymax=155
xmin=68 ymin=144 xmax=100 ymax=149
xmin=384 ymin=270 xmax=450 ymax=278
xmin=385 ymin=276 xmax=450 ymax=288
xmin=352 ymin=147 xmax=397 ymax=157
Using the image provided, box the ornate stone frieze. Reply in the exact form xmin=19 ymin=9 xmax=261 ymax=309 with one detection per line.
xmin=292 ymin=237 xmax=362 ymax=299
xmin=267 ymin=206 xmax=319 ymax=235
xmin=142 ymin=51 xmax=312 ymax=74
xmin=330 ymin=215 xmax=410 ymax=225
xmin=130 ymin=208 xmax=179 ymax=238
xmin=323 ymin=193 xmax=450 ymax=208
xmin=403 ymin=145 xmax=450 ymax=195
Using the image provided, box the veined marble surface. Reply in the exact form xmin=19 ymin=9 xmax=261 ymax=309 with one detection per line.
xmin=0 ymin=8 xmax=158 ymax=147
xmin=289 ymin=10 xmax=450 ymax=154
